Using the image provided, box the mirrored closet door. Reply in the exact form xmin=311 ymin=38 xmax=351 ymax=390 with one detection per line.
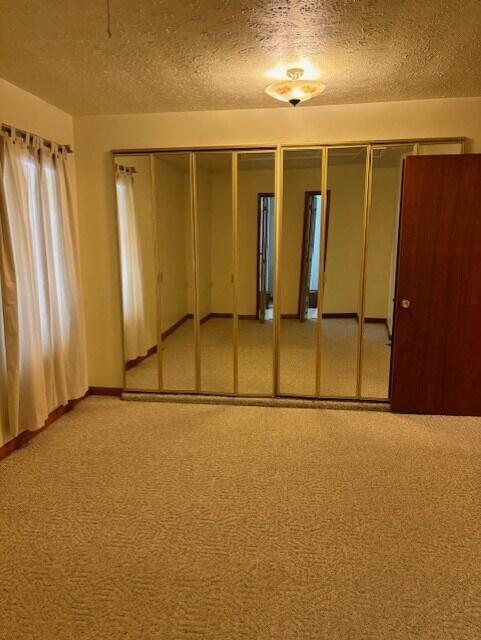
xmin=279 ymin=148 xmax=323 ymax=397
xmin=114 ymin=138 xmax=463 ymax=402
xmin=154 ymin=152 xmax=196 ymax=392
xmin=237 ymin=151 xmax=276 ymax=396
xmin=361 ymin=144 xmax=415 ymax=399
xmin=195 ymin=152 xmax=234 ymax=394
xmin=319 ymin=146 xmax=368 ymax=398
xmin=114 ymin=154 xmax=159 ymax=391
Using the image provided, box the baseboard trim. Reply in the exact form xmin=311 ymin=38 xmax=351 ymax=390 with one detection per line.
xmin=125 ymin=345 xmax=157 ymax=370
xmin=210 ymin=313 xmax=258 ymax=320
xmin=88 ymin=386 xmax=123 ymax=396
xmin=322 ymin=312 xmax=358 ymax=319
xmin=162 ymin=314 xmax=189 ymax=340
xmin=0 ymin=391 xmax=88 ymax=463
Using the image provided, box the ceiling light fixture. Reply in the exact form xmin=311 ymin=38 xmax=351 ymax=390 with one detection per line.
xmin=265 ymin=67 xmax=326 ymax=107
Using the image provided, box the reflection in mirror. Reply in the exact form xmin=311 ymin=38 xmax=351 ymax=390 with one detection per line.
xmin=361 ymin=145 xmax=414 ymax=398
xmin=279 ymin=149 xmax=323 ymax=396
xmin=115 ymin=155 xmax=159 ymax=390
xmin=196 ymin=153 xmax=234 ymax=393
xmin=319 ymin=147 xmax=367 ymax=397
xmin=237 ymin=152 xmax=275 ymax=395
xmin=154 ymin=152 xmax=196 ymax=391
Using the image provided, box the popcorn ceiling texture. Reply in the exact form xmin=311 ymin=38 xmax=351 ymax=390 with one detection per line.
xmin=1 ymin=0 xmax=481 ymax=115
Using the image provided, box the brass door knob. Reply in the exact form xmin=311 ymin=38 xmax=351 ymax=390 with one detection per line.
xmin=400 ymin=299 xmax=411 ymax=309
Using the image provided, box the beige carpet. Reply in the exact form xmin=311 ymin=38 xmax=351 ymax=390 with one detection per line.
xmin=127 ymin=318 xmax=391 ymax=398
xmin=1 ymin=397 xmax=481 ymax=639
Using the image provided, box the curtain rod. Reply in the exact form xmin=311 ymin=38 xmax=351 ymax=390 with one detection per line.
xmin=1 ymin=123 xmax=73 ymax=154
xmin=115 ymin=163 xmax=137 ymax=174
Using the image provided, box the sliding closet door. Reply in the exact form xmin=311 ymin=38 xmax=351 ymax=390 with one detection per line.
xmin=391 ymin=154 xmax=481 ymax=415
xmin=114 ymin=154 xmax=159 ymax=391
xmin=319 ymin=147 xmax=367 ymax=397
xmin=154 ymin=152 xmax=196 ymax=391
xmin=237 ymin=152 xmax=275 ymax=395
xmin=196 ymin=153 xmax=234 ymax=393
xmin=279 ymin=149 xmax=323 ymax=396
xmin=360 ymin=145 xmax=414 ymax=398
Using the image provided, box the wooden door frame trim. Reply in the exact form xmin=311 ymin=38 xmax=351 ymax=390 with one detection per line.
xmin=297 ymin=190 xmax=331 ymax=320
xmin=256 ymin=193 xmax=274 ymax=320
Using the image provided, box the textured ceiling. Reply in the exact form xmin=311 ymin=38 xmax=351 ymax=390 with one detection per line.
xmin=1 ymin=0 xmax=481 ymax=115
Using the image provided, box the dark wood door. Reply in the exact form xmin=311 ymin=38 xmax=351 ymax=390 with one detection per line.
xmin=391 ymin=154 xmax=481 ymax=415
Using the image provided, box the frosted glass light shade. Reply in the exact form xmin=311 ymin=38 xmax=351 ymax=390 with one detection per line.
xmin=265 ymin=68 xmax=325 ymax=106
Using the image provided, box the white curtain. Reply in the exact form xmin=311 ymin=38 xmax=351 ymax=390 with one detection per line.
xmin=0 ymin=135 xmax=88 ymax=437
xmin=115 ymin=170 xmax=146 ymax=362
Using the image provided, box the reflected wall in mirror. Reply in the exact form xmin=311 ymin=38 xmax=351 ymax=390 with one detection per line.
xmin=319 ymin=147 xmax=367 ymax=397
xmin=361 ymin=145 xmax=414 ymax=398
xmin=237 ymin=152 xmax=275 ymax=395
xmin=418 ymin=142 xmax=463 ymax=155
xmin=279 ymin=149 xmax=323 ymax=396
xmin=114 ymin=155 xmax=159 ymax=390
xmin=196 ymin=153 xmax=234 ymax=393
xmin=154 ymin=152 xmax=196 ymax=391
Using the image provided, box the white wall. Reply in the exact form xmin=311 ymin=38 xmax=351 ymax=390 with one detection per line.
xmin=74 ymin=96 xmax=481 ymax=387
xmin=0 ymin=78 xmax=76 ymax=445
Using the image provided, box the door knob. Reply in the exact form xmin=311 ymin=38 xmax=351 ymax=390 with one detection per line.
xmin=400 ymin=299 xmax=411 ymax=309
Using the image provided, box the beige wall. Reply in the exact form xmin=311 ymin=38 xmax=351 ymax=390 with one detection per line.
xmin=74 ymin=96 xmax=481 ymax=387
xmin=210 ymin=171 xmax=233 ymax=314
xmin=0 ymin=78 xmax=76 ymax=445
xmin=366 ymin=164 xmax=402 ymax=319
xmin=0 ymin=78 xmax=74 ymax=145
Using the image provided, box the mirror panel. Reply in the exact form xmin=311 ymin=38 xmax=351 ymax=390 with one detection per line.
xmin=279 ymin=149 xmax=323 ymax=396
xmin=319 ymin=147 xmax=367 ymax=397
xmin=361 ymin=145 xmax=415 ymax=398
xmin=154 ymin=152 xmax=196 ymax=391
xmin=237 ymin=152 xmax=275 ymax=395
xmin=115 ymin=155 xmax=159 ymax=391
xmin=418 ymin=142 xmax=463 ymax=155
xmin=196 ymin=153 xmax=234 ymax=393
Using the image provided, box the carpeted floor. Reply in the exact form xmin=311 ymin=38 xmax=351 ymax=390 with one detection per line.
xmin=1 ymin=397 xmax=480 ymax=639
xmin=127 ymin=317 xmax=391 ymax=399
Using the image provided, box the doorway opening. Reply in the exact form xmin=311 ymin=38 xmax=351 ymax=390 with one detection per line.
xmin=257 ymin=193 xmax=275 ymax=322
xmin=298 ymin=191 xmax=331 ymax=321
